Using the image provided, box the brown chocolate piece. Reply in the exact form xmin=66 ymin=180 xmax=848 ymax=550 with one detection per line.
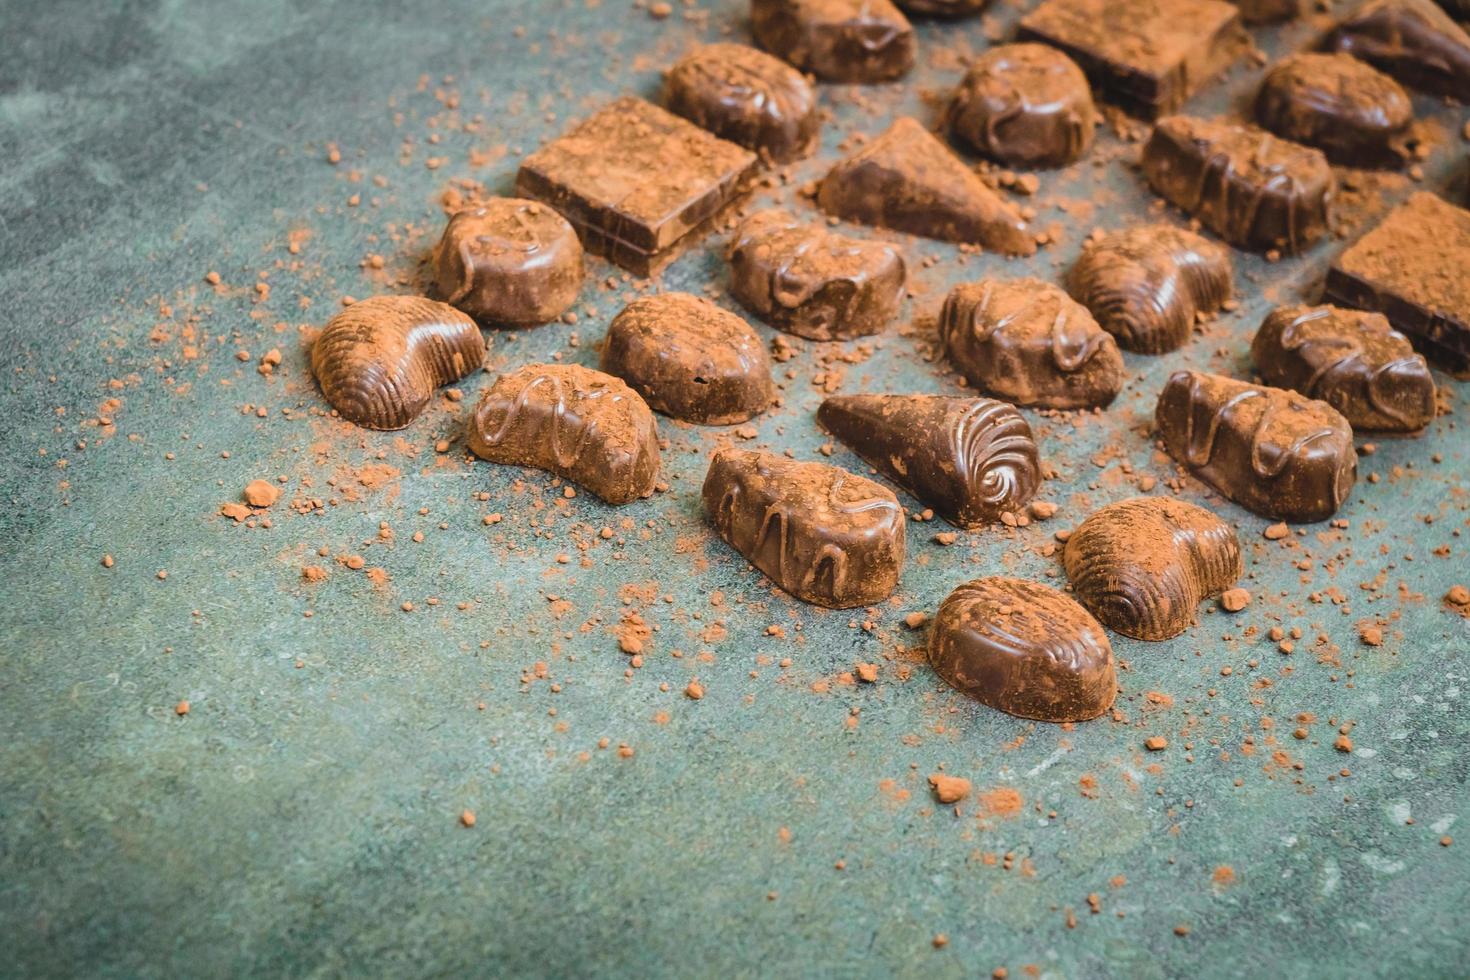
xmin=312 ymin=296 xmax=484 ymax=431
xmin=1063 ymin=497 xmax=1243 ymax=640
xmin=818 ymin=394 xmax=1040 ymax=528
xmin=1325 ymin=192 xmax=1470 ymax=378
xmin=1325 ymin=0 xmax=1470 ymax=100
xmin=467 ymin=364 xmax=659 ymax=504
xmin=897 ymin=0 xmax=991 ymax=16
xmin=1142 ymin=116 xmax=1335 ymax=255
xmin=947 ymin=44 xmax=1096 ymax=168
xmin=515 ymin=97 xmax=758 ymax=276
xmin=817 ymin=117 xmax=1035 ymax=256
xmin=1017 ymin=0 xmax=1249 ymax=119
xmin=939 ymin=278 xmax=1125 ymax=409
xmin=702 ymin=449 xmax=905 ymax=608
xmin=1156 ymin=370 xmax=1357 ymax=522
xmin=1255 ymin=53 xmax=1412 ymax=169
xmin=664 ymin=43 xmax=819 ymax=164
xmin=1067 ymin=225 xmax=1233 ymax=353
xmin=928 ymin=577 xmax=1117 ymax=722
xmin=1231 ymin=0 xmax=1301 ymax=22
xmin=432 ymin=198 xmax=584 ymax=327
xmin=1251 ymin=305 xmax=1435 ymax=433
xmin=727 ymin=209 xmax=906 ymax=341
xmin=601 ymin=293 xmax=773 ymax=425
xmin=751 ymin=0 xmax=915 ymax=83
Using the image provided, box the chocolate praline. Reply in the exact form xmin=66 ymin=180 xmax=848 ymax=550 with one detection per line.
xmin=947 ymin=43 xmax=1096 ymax=168
xmin=1255 ymin=53 xmax=1412 ymax=169
xmin=433 ymin=198 xmax=584 ymax=327
xmin=664 ymin=43 xmax=819 ymax=164
xmin=751 ymin=0 xmax=916 ymax=84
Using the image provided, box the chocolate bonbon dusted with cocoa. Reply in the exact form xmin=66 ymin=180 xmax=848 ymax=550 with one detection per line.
xmin=1142 ymin=116 xmax=1335 ymax=255
xmin=1251 ymin=305 xmax=1435 ymax=433
xmin=1063 ymin=497 xmax=1243 ymax=641
xmin=946 ymin=44 xmax=1096 ymax=169
xmin=817 ymin=394 xmax=1040 ymax=528
xmin=817 ymin=117 xmax=1035 ymax=256
xmin=664 ymin=43 xmax=819 ymax=164
xmin=601 ymin=293 xmax=773 ymax=425
xmin=939 ymin=278 xmax=1125 ymax=409
xmin=1155 ymin=371 xmax=1357 ymax=522
xmin=727 ymin=209 xmax=906 ymax=341
xmin=1254 ymin=53 xmax=1412 ymax=169
xmin=702 ymin=449 xmax=905 ymax=608
xmin=312 ymin=296 xmax=485 ymax=431
xmin=896 ymin=0 xmax=991 ymax=14
xmin=1067 ymin=225 xmax=1232 ymax=354
xmin=751 ymin=0 xmax=915 ymax=83
xmin=1325 ymin=0 xmax=1470 ymax=100
xmin=928 ymin=577 xmax=1117 ymax=722
xmin=432 ymin=198 xmax=584 ymax=327
xmin=467 ymin=364 xmax=660 ymax=505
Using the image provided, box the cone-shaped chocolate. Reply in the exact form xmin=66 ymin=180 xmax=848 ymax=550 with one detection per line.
xmin=1326 ymin=0 xmax=1470 ymax=99
xmin=818 ymin=393 xmax=1041 ymax=529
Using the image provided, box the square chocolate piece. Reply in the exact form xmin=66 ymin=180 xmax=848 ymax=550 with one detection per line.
xmin=1018 ymin=0 xmax=1250 ymax=119
xmin=1325 ymin=192 xmax=1470 ymax=378
xmin=515 ymin=97 xmax=758 ymax=275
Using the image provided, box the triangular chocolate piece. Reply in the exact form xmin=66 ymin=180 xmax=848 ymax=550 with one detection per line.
xmin=1326 ymin=0 xmax=1470 ymax=99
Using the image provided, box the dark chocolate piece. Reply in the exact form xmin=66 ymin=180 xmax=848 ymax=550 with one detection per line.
xmin=897 ymin=0 xmax=990 ymax=14
xmin=1017 ymin=0 xmax=1250 ymax=119
xmin=1434 ymin=0 xmax=1470 ymax=18
xmin=928 ymin=577 xmax=1117 ymax=722
xmin=939 ymin=278 xmax=1125 ymax=409
xmin=1142 ymin=115 xmax=1335 ymax=255
xmin=818 ymin=394 xmax=1040 ymax=528
xmin=664 ymin=43 xmax=820 ymax=164
xmin=1325 ymin=191 xmax=1470 ymax=378
xmin=1325 ymin=0 xmax=1470 ymax=100
xmin=947 ymin=43 xmax=1096 ymax=168
xmin=817 ymin=117 xmax=1035 ymax=256
xmin=515 ymin=97 xmax=758 ymax=276
xmin=751 ymin=0 xmax=915 ymax=83
xmin=728 ymin=209 xmax=906 ymax=340
xmin=467 ymin=363 xmax=660 ymax=504
xmin=1063 ymin=497 xmax=1243 ymax=641
xmin=432 ymin=198 xmax=584 ymax=327
xmin=1067 ymin=225 xmax=1233 ymax=353
xmin=1254 ymin=53 xmax=1412 ymax=169
xmin=1251 ymin=304 xmax=1435 ymax=432
xmin=312 ymin=296 xmax=484 ymax=431
xmin=1155 ymin=370 xmax=1357 ymax=522
xmin=1231 ymin=0 xmax=1301 ymax=23
xmin=702 ymin=449 xmax=905 ymax=608
xmin=601 ymin=293 xmax=773 ymax=425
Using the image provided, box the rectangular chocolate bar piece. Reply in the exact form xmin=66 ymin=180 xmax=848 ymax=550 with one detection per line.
xmin=1324 ymin=192 xmax=1470 ymax=378
xmin=1018 ymin=0 xmax=1250 ymax=119
xmin=515 ymin=97 xmax=758 ymax=275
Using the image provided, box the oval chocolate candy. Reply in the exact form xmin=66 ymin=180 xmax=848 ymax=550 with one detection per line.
xmin=947 ymin=43 xmax=1096 ymax=168
xmin=664 ymin=43 xmax=819 ymax=164
xmin=751 ymin=0 xmax=916 ymax=83
xmin=432 ymin=198 xmax=584 ymax=326
xmin=1255 ymin=53 xmax=1412 ymax=169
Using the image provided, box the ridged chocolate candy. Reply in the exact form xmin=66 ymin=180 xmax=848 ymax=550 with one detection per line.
xmin=432 ymin=198 xmax=584 ymax=326
xmin=664 ymin=43 xmax=819 ymax=164
xmin=947 ymin=43 xmax=1096 ymax=168
xmin=1255 ymin=53 xmax=1412 ymax=169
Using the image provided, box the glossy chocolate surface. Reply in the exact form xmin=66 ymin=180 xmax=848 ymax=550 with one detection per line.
xmin=432 ymin=198 xmax=584 ymax=327
xmin=947 ymin=43 xmax=1096 ymax=168
xmin=897 ymin=0 xmax=991 ymax=14
xmin=1325 ymin=0 xmax=1470 ymax=100
xmin=664 ymin=43 xmax=819 ymax=164
xmin=1255 ymin=53 xmax=1412 ymax=169
xmin=751 ymin=0 xmax=915 ymax=83
xmin=1231 ymin=0 xmax=1301 ymax=22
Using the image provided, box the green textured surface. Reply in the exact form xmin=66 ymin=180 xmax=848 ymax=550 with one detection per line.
xmin=2 ymin=1 xmax=1468 ymax=977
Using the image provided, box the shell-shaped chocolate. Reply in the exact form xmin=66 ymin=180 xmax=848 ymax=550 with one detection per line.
xmin=467 ymin=364 xmax=660 ymax=505
xmin=311 ymin=295 xmax=485 ymax=431
xmin=1067 ymin=225 xmax=1233 ymax=354
xmin=664 ymin=43 xmax=819 ymax=164
xmin=432 ymin=198 xmax=584 ymax=326
xmin=702 ymin=449 xmax=906 ymax=608
xmin=1063 ymin=497 xmax=1243 ymax=641
xmin=1255 ymin=53 xmax=1412 ymax=169
xmin=929 ymin=577 xmax=1116 ymax=722
xmin=947 ymin=43 xmax=1096 ymax=168
xmin=939 ymin=278 xmax=1125 ymax=409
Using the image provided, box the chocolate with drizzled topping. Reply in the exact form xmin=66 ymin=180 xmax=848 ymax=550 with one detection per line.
xmin=1324 ymin=0 xmax=1470 ymax=100
xmin=432 ymin=198 xmax=584 ymax=327
xmin=664 ymin=43 xmax=819 ymax=164
xmin=1255 ymin=53 xmax=1413 ymax=169
xmin=751 ymin=0 xmax=915 ymax=83
xmin=947 ymin=43 xmax=1096 ymax=169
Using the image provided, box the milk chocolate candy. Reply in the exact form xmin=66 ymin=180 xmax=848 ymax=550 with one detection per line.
xmin=467 ymin=364 xmax=660 ymax=504
xmin=1325 ymin=0 xmax=1470 ymax=100
xmin=664 ymin=43 xmax=819 ymax=164
xmin=601 ymin=293 xmax=773 ymax=425
xmin=751 ymin=0 xmax=915 ymax=83
xmin=1018 ymin=0 xmax=1250 ymax=119
xmin=947 ymin=44 xmax=1096 ymax=169
xmin=702 ymin=449 xmax=905 ymax=608
xmin=939 ymin=278 xmax=1125 ymax=409
xmin=1325 ymin=192 xmax=1470 ymax=378
xmin=1254 ymin=53 xmax=1412 ymax=169
xmin=312 ymin=296 xmax=485 ymax=431
xmin=897 ymin=0 xmax=991 ymax=14
xmin=817 ymin=394 xmax=1041 ymax=528
xmin=1155 ymin=370 xmax=1357 ymax=522
xmin=817 ymin=117 xmax=1035 ymax=256
xmin=1067 ymin=225 xmax=1233 ymax=354
xmin=1063 ymin=497 xmax=1243 ymax=641
xmin=727 ymin=209 xmax=906 ymax=341
xmin=928 ymin=578 xmax=1117 ymax=722
xmin=432 ymin=198 xmax=584 ymax=326
xmin=1251 ymin=305 xmax=1435 ymax=433
xmin=1142 ymin=116 xmax=1335 ymax=255
xmin=515 ymin=97 xmax=758 ymax=276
